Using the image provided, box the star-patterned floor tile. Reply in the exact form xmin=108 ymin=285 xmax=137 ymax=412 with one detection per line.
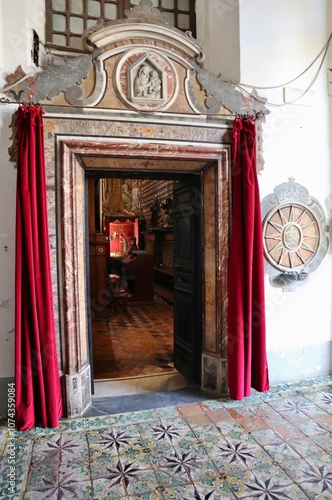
xmin=1 ymin=376 xmax=331 ymax=500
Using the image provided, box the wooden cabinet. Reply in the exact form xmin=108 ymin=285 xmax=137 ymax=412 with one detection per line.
xmin=122 ymin=253 xmax=154 ymax=301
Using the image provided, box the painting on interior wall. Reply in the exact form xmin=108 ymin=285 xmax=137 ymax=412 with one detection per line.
xmin=102 ymin=178 xmax=143 ymax=216
xmin=102 ymin=178 xmax=142 ymax=257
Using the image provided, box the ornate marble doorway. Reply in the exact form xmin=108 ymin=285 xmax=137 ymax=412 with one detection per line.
xmin=55 ymin=138 xmax=230 ymax=417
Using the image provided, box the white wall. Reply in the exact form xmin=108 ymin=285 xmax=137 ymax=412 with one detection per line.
xmin=198 ymin=0 xmax=332 ymax=382
xmin=240 ymin=0 xmax=331 ymax=379
xmin=0 ymin=0 xmax=45 ymax=384
xmin=196 ymin=0 xmax=241 ymax=82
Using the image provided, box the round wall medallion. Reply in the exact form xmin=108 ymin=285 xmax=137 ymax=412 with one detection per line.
xmin=261 ymin=178 xmax=329 ymax=291
xmin=263 ymin=203 xmax=320 ymax=272
xmin=114 ymin=48 xmax=179 ymax=112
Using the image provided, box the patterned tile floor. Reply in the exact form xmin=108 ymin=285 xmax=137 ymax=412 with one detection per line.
xmin=1 ymin=376 xmax=332 ymax=499
xmin=92 ymin=300 xmax=174 ymax=379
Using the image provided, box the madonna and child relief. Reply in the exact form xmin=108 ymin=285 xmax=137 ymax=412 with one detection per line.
xmin=134 ymin=64 xmax=162 ymax=99
xmin=115 ymin=49 xmax=177 ymax=111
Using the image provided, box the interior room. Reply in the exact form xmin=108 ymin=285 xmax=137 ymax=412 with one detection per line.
xmin=89 ymin=176 xmax=177 ymax=384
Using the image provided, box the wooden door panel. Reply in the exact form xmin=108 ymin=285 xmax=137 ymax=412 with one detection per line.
xmin=173 ymin=175 xmax=202 ymax=384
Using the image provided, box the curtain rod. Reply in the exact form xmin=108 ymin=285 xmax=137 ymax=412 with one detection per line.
xmin=0 ymin=97 xmax=40 ymax=105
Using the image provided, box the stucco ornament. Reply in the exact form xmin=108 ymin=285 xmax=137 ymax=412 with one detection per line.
xmin=124 ymin=0 xmax=169 ymax=23
xmin=261 ymin=178 xmax=329 ymax=291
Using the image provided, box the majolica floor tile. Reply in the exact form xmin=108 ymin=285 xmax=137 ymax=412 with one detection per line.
xmin=287 ymin=436 xmax=326 ymax=458
xmin=231 ymin=468 xmax=308 ymax=499
xmin=1 ymin=376 xmax=332 ymax=499
xmin=312 ymin=413 xmax=332 ymax=432
xmin=263 ymin=441 xmax=303 ymax=464
xmin=0 ymin=437 xmax=33 ymax=496
xmin=313 ymin=393 xmax=332 ymax=412
xmin=282 ymin=456 xmax=332 ymax=499
xmin=98 ymin=459 xmax=158 ymax=497
xmin=143 ymin=440 xmax=178 ymax=470
xmin=296 ymin=418 xmax=329 ymax=437
xmin=310 ymin=433 xmax=332 ymax=454
xmin=90 ymin=452 xmax=120 ymax=480
xmin=192 ymin=475 xmax=237 ymax=499
xmin=159 ymin=482 xmax=203 ymax=499
xmin=215 ymin=420 xmax=244 ymax=438
xmin=57 ymin=417 xmax=87 ymax=433
xmin=84 ymin=414 xmax=115 ymax=430
xmin=0 ymin=429 xmax=7 ymax=454
xmin=317 ymin=383 xmax=332 ymax=393
xmin=25 ymin=479 xmax=93 ymax=499
xmin=138 ymin=419 xmax=191 ymax=446
xmin=154 ymin=469 xmax=192 ymax=492
xmin=211 ymin=436 xmax=272 ymax=471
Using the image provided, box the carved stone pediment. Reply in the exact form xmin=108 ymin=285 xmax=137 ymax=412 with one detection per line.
xmin=2 ymin=0 xmax=269 ymax=125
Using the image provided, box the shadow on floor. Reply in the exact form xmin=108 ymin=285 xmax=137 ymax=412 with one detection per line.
xmin=83 ymin=385 xmax=211 ymax=417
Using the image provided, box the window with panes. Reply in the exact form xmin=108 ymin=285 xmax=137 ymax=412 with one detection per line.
xmin=46 ymin=0 xmax=196 ymax=52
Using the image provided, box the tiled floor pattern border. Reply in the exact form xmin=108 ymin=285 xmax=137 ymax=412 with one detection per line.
xmin=0 ymin=376 xmax=331 ymax=499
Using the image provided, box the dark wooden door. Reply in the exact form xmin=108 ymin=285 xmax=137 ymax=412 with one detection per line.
xmin=173 ymin=175 xmax=202 ymax=384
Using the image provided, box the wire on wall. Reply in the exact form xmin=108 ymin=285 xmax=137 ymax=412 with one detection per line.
xmin=234 ymin=32 xmax=332 ymax=108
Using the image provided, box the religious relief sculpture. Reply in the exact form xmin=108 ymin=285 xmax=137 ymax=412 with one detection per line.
xmin=129 ymin=56 xmax=165 ymax=103
xmin=133 ymin=64 xmax=162 ymax=99
xmin=121 ymin=179 xmax=133 ymax=211
xmin=160 ymin=197 xmax=173 ymax=227
xmin=115 ymin=49 xmax=177 ymax=111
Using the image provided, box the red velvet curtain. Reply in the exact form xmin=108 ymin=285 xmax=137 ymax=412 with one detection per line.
xmin=15 ymin=105 xmax=62 ymax=430
xmin=228 ymin=117 xmax=269 ymax=400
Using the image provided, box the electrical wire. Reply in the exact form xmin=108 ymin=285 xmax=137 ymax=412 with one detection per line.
xmin=234 ymin=32 xmax=332 ymax=107
xmin=239 ymin=32 xmax=332 ymax=90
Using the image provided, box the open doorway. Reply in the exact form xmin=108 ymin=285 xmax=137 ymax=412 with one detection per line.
xmin=87 ymin=173 xmax=202 ymax=391
xmin=56 ymin=137 xmax=227 ymax=417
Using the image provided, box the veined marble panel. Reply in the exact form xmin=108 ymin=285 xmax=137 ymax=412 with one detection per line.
xmin=43 ymin=112 xmax=232 ymax=416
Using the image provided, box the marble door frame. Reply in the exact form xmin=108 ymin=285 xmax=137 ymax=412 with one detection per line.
xmin=57 ymin=138 xmax=230 ymax=417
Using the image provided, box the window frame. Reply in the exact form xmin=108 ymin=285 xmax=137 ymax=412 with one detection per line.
xmin=45 ymin=0 xmax=196 ymax=53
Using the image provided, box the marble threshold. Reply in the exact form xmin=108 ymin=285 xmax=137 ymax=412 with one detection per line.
xmin=92 ymin=369 xmax=188 ymax=398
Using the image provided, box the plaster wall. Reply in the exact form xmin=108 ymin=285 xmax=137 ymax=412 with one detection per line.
xmin=239 ymin=0 xmax=332 ymax=382
xmin=196 ymin=0 xmax=241 ymax=83
xmin=161 ymin=0 xmax=332 ymax=382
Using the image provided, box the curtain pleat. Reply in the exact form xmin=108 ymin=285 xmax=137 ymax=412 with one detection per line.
xmin=228 ymin=117 xmax=269 ymax=400
xmin=15 ymin=105 xmax=62 ymax=431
